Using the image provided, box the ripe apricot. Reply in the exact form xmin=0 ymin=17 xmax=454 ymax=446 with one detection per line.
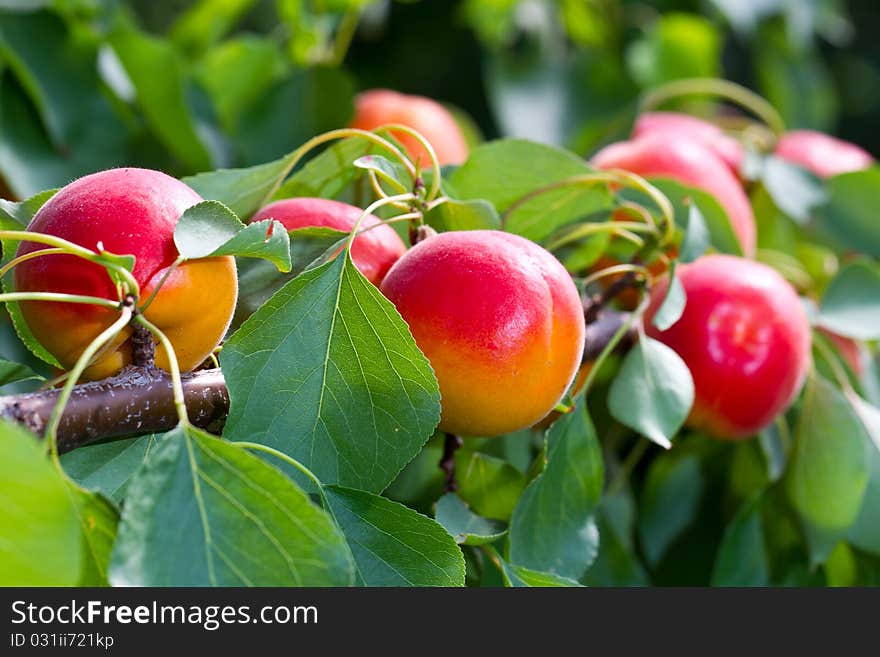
xmin=251 ymin=198 xmax=407 ymax=286
xmin=645 ymin=254 xmax=811 ymax=439
xmin=592 ymin=133 xmax=757 ymax=257
xmin=14 ymin=168 xmax=237 ymax=380
xmin=380 ymin=230 xmax=585 ymax=436
xmin=350 ymin=89 xmax=469 ymax=166
xmin=633 ymin=112 xmax=744 ymax=174
xmin=775 ymin=130 xmax=874 ymax=178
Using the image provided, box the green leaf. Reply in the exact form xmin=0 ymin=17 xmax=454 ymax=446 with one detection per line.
xmin=786 ymin=374 xmax=873 ymax=565
xmin=170 ymin=0 xmax=259 ymax=55
xmin=848 ymin=443 xmax=880 ymax=556
xmin=221 ymin=254 xmax=441 ymax=492
xmin=583 ymin=507 xmax=650 ymax=586
xmin=679 ymin=202 xmax=710 ymax=263
xmin=184 ymin=156 xmax=294 ymax=220
xmin=626 ymin=13 xmax=721 ymax=87
xmin=322 ymin=485 xmax=465 ymax=587
xmin=710 ymin=494 xmax=770 ymax=586
xmin=508 ymin=401 xmax=603 ymax=578
xmin=68 ymin=485 xmax=119 ymax=587
xmin=353 ymin=154 xmax=410 ymax=191
xmin=0 ymin=356 xmax=43 ymax=387
xmin=499 ymin=558 xmax=584 ymax=587
xmin=650 ymin=179 xmax=744 ymax=256
xmin=638 ymin=446 xmax=704 ymax=566
xmin=608 ymin=336 xmax=694 ymax=449
xmin=274 ymin=137 xmax=379 ymax=201
xmin=0 ymin=419 xmax=82 ymax=586
xmin=109 ymin=24 xmax=211 ymax=172
xmin=448 ymin=139 xmax=611 ymax=242
xmin=60 ymin=434 xmax=157 ymax=503
xmin=815 ymin=168 xmax=880 ymax=258
xmin=0 ymin=187 xmax=55 ymax=227
xmin=817 ymin=262 xmax=880 ymax=340
xmin=651 ymin=262 xmax=686 ymax=331
xmin=434 ymin=493 xmax=506 ymax=546
xmin=425 ymin=198 xmax=500 ymax=232
xmin=455 ymin=450 xmax=527 ymax=521
xmin=173 ymin=200 xmax=291 ymax=271
xmin=109 ymin=426 xmax=354 ymax=586
xmin=761 ymin=155 xmax=827 ymax=225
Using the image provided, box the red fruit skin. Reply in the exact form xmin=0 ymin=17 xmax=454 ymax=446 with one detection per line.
xmin=775 ymin=130 xmax=874 ymax=178
xmin=645 ymin=254 xmax=811 ymax=440
xmin=633 ymin=112 xmax=744 ymax=174
xmin=251 ymin=198 xmax=407 ymax=286
xmin=380 ymin=230 xmax=585 ymax=437
xmin=817 ymin=327 xmax=864 ymax=376
xmin=592 ymin=134 xmax=757 ymax=257
xmin=14 ymin=167 xmax=238 ymax=379
xmin=350 ymin=89 xmax=469 ymax=166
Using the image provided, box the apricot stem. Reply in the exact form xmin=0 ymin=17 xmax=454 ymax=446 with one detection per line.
xmin=0 ymin=292 xmax=121 ymax=309
xmin=44 ymin=302 xmax=134 ymax=461
xmin=233 ymin=441 xmax=324 ymax=492
xmin=639 ymin=78 xmax=786 ymax=137
xmin=0 ymin=248 xmax=66 ymax=278
xmin=346 ymin=193 xmax=417 ymax=252
xmin=811 ymin=331 xmax=856 ymax=396
xmin=581 ymin=263 xmax=650 ymax=290
xmin=134 ymin=314 xmax=189 ymax=426
xmin=375 ymin=123 xmax=443 ymax=201
xmin=545 ymin=221 xmax=652 ymax=252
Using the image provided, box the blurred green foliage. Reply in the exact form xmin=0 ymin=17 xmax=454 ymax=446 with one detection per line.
xmin=1 ymin=0 xmax=878 ymax=199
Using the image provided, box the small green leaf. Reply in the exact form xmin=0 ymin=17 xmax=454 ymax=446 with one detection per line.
xmin=455 ymin=450 xmax=528 ymax=521
xmin=222 ymin=255 xmax=441 ymax=493
xmin=815 ymin=168 xmax=880 ymax=258
xmin=353 ymin=155 xmax=410 ymax=191
xmin=608 ymin=336 xmax=695 ymax=449
xmin=323 ymin=486 xmax=465 ymax=587
xmin=61 ymin=434 xmax=157 ymax=503
xmin=761 ymin=155 xmax=827 ymax=225
xmin=0 ymin=357 xmax=43 ymax=387
xmin=651 ymin=262 xmax=686 ymax=331
xmin=0 ymin=419 xmax=82 ymax=586
xmin=817 ymin=262 xmax=880 ymax=340
xmin=109 ymin=425 xmax=354 ymax=586
xmin=508 ymin=401 xmax=603 ymax=578
xmin=0 ymin=188 xmax=55 ymax=227
xmin=710 ymin=494 xmax=770 ymax=586
xmin=499 ymin=558 xmax=584 ymax=587
xmin=638 ymin=446 xmax=704 ymax=566
xmin=679 ymin=202 xmax=710 ymax=263
xmin=425 ymin=198 xmax=500 ymax=232
xmin=786 ymin=374 xmax=872 ymax=565
xmin=434 ymin=493 xmax=506 ymax=546
xmin=173 ymin=200 xmax=291 ymax=271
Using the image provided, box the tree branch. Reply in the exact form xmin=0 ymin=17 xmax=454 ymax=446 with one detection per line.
xmin=0 ymin=366 xmax=228 ymax=454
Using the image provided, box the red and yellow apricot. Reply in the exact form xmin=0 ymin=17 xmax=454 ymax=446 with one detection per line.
xmin=350 ymin=89 xmax=469 ymax=167
xmin=251 ymin=198 xmax=407 ymax=286
xmin=14 ymin=167 xmax=237 ymax=380
xmin=645 ymin=254 xmax=811 ymax=439
xmin=380 ymin=230 xmax=585 ymax=436
xmin=592 ymin=133 xmax=757 ymax=257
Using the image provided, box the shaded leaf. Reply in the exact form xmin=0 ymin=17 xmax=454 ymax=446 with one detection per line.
xmin=434 ymin=493 xmax=506 ymax=546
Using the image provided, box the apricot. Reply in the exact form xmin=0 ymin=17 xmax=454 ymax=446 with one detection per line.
xmin=380 ymin=230 xmax=585 ymax=436
xmin=645 ymin=254 xmax=811 ymax=439
xmin=14 ymin=168 xmax=237 ymax=380
xmin=775 ymin=130 xmax=874 ymax=178
xmin=251 ymin=198 xmax=407 ymax=286
xmin=633 ymin=112 xmax=744 ymax=174
xmin=350 ymin=89 xmax=469 ymax=166
xmin=592 ymin=133 xmax=757 ymax=257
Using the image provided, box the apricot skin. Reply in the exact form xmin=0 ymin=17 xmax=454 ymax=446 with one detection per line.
xmin=250 ymin=198 xmax=407 ymax=286
xmin=14 ymin=168 xmax=237 ymax=380
xmin=633 ymin=112 xmax=744 ymax=175
xmin=350 ymin=89 xmax=469 ymax=167
xmin=645 ymin=255 xmax=811 ymax=440
xmin=775 ymin=130 xmax=874 ymax=178
xmin=592 ymin=133 xmax=757 ymax=257
xmin=380 ymin=230 xmax=585 ymax=437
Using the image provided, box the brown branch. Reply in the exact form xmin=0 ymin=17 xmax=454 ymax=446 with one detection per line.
xmin=582 ymin=309 xmax=636 ymax=362
xmin=439 ymin=433 xmax=463 ymax=493
xmin=0 ymin=366 xmax=228 ymax=454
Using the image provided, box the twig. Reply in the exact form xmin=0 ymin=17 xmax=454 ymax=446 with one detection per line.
xmin=439 ymin=433 xmax=463 ymax=492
